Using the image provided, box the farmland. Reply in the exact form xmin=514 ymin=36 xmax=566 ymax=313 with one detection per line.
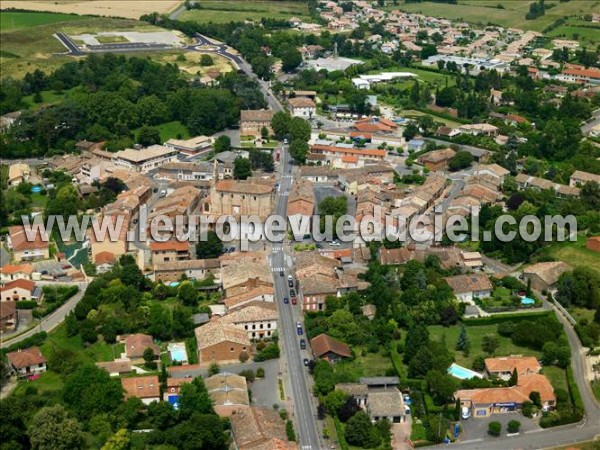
xmin=0 ymin=11 xmax=83 ymax=31
xmin=0 ymin=0 xmax=180 ymax=20
xmin=179 ymin=1 xmax=309 ymax=24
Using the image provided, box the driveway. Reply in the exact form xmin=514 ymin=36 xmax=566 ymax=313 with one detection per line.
xmin=459 ymin=412 xmax=540 ymax=442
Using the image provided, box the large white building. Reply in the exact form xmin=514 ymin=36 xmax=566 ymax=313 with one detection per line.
xmin=113 ymin=145 xmax=178 ymax=173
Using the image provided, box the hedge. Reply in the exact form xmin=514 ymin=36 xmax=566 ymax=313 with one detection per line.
xmin=16 ymin=301 xmax=37 ymax=310
xmin=3 ymin=332 xmax=48 ymax=354
xmin=462 ymin=311 xmax=552 ymax=326
xmin=567 ymin=366 xmax=585 ymax=414
xmin=333 ymin=416 xmax=350 ymax=450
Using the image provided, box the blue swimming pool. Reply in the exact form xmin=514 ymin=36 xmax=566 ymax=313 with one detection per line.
xmin=169 ymin=281 xmax=180 ymax=287
xmin=521 ymin=297 xmax=535 ymax=305
xmin=31 ymin=185 xmax=42 ymax=193
xmin=168 ymin=395 xmax=180 ymax=409
xmin=448 ymin=363 xmax=483 ymax=380
xmin=171 ymin=348 xmax=187 ymax=362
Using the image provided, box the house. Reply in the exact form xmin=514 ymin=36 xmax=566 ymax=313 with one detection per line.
xmin=223 ymin=286 xmax=274 ymax=310
xmin=587 ymin=236 xmax=600 ymax=253
xmin=113 ymin=145 xmax=178 ymax=173
xmin=379 ymin=247 xmax=414 ymax=266
xmin=456 ymin=373 xmax=555 ymax=417
xmin=163 ymin=377 xmax=192 ymax=407
xmin=240 ymin=110 xmax=274 ymax=137
xmin=367 ymin=388 xmax=406 ymax=423
xmin=458 ymin=123 xmax=499 ymax=137
xmin=310 ymin=333 xmax=352 ymax=363
xmin=418 ymin=148 xmax=456 ymax=172
xmin=288 ymin=97 xmax=316 ymax=118
xmin=7 ymin=225 xmax=50 ymax=263
xmin=299 ymin=165 xmax=338 ymax=183
xmin=95 ymin=360 xmax=133 ymax=377
xmin=308 ymin=143 xmax=387 ymax=168
xmin=220 ymin=256 xmax=273 ymax=297
xmin=436 ymin=126 xmax=460 ymax=138
xmin=484 ymin=356 xmax=541 ymax=380
xmin=557 ymin=68 xmax=600 ymax=85
xmin=204 ymin=179 xmax=275 ymax=218
xmin=123 ymin=333 xmax=160 ymax=363
xmin=336 ymin=383 xmax=369 ymax=406
xmin=6 ymin=347 xmax=47 ymax=377
xmin=445 ymin=274 xmax=493 ymax=302
xmin=522 ymin=261 xmax=571 ymax=292
xmin=121 ymin=376 xmax=161 ymax=404
xmin=0 ymin=301 xmax=18 ymax=332
xmin=221 ymin=301 xmax=278 ymax=340
xmin=164 ymin=135 xmax=212 ymax=156
xmin=569 ymin=170 xmax=600 ymax=187
xmin=0 ymin=264 xmax=34 ymax=282
xmin=149 ymin=240 xmax=191 ymax=265
xmin=461 ymin=251 xmax=483 ymax=270
xmin=1 ymin=279 xmax=43 ymax=303
xmin=153 ymin=258 xmax=221 ymax=284
xmin=205 ymin=372 xmax=250 ymax=417
xmin=230 ymin=406 xmax=296 ymax=450
xmin=0 ymin=111 xmax=21 ymax=133
xmin=7 ymin=163 xmax=31 ymax=187
xmin=94 ymin=251 xmax=116 ymax=274
xmin=195 ymin=319 xmax=253 ymax=363
xmin=407 ymin=139 xmax=426 ymax=152
xmin=473 ymin=164 xmax=510 ymax=183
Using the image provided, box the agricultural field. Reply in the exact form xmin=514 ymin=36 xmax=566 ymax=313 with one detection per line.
xmin=0 ymin=11 xmax=83 ymax=31
xmin=0 ymin=0 xmax=180 ymax=20
xmin=179 ymin=0 xmax=309 ymax=24
xmin=395 ymin=0 xmax=595 ymax=33
xmin=545 ymin=23 xmax=600 ymax=47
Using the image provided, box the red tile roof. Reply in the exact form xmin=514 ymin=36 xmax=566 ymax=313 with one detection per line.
xmin=310 ymin=333 xmax=352 ymax=359
xmin=6 ymin=346 xmax=46 ymax=369
xmin=0 ymin=279 xmax=36 ymax=293
xmin=121 ymin=376 xmax=160 ymax=399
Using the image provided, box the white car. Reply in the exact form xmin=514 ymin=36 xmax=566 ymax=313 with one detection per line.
xmin=330 ymin=240 xmax=341 ymax=247
xmin=461 ymin=406 xmax=471 ymax=420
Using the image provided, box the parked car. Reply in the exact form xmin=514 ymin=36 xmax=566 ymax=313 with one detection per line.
xmin=279 ymin=270 xmax=284 ymax=277
xmin=330 ymin=240 xmax=341 ymax=247
xmin=283 ymin=297 xmax=289 ymax=304
xmin=303 ymin=358 xmax=310 ymax=366
xmin=291 ymin=297 xmax=297 ymax=305
xmin=290 ymin=289 xmax=296 ymax=298
xmin=300 ymin=339 xmax=306 ymax=349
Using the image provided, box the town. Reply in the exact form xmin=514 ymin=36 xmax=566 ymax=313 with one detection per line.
xmin=0 ymin=1 xmax=600 ymax=450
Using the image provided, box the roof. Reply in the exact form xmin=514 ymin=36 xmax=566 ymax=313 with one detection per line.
xmin=523 ymin=261 xmax=571 ymax=285
xmin=336 ymin=382 xmax=369 ymax=397
xmin=367 ymin=388 xmax=404 ymax=417
xmin=123 ymin=334 xmax=160 ymax=359
xmin=121 ymin=376 xmax=160 ymax=399
xmin=301 ymin=274 xmax=339 ymax=295
xmin=221 ymin=259 xmax=272 ymax=291
xmin=456 ymin=373 xmax=555 ymax=405
xmin=241 ymin=109 xmax=274 ymax=122
xmin=149 ymin=240 xmax=190 ymax=252
xmin=114 ymin=145 xmax=176 ymax=163
xmin=485 ymin=356 xmax=540 ymax=375
xmin=359 ymin=377 xmax=400 ymax=386
xmin=0 ymin=301 xmax=16 ymax=320
xmin=571 ymin=170 xmax=600 ymax=184
xmin=154 ymin=258 xmax=220 ymax=273
xmin=0 ymin=264 xmax=34 ymax=276
xmin=221 ymin=301 xmax=278 ymax=324
xmin=475 ymin=163 xmax=510 ymax=178
xmin=165 ymin=135 xmax=211 ymax=149
xmin=230 ymin=406 xmax=289 ymax=449
xmin=8 ymin=225 xmax=50 ymax=252
xmin=379 ymin=247 xmax=413 ymax=265
xmin=445 ymin=274 xmax=492 ymax=294
xmin=224 ymin=286 xmax=275 ymax=309
xmin=310 ymin=333 xmax=352 ymax=359
xmin=310 ymin=144 xmax=386 ymax=158
xmin=418 ymin=148 xmax=456 ymax=164
xmin=6 ymin=347 xmax=46 ymax=369
xmin=205 ymin=372 xmax=250 ymax=408
xmin=562 ymin=68 xmax=600 ymax=79
xmin=95 ymin=360 xmax=133 ymax=374
xmin=195 ymin=319 xmax=251 ymax=350
xmin=215 ymin=179 xmax=273 ymax=195
xmin=0 ymin=279 xmax=36 ymax=293
xmin=288 ymin=97 xmax=316 ymax=108
xmin=94 ymin=251 xmax=116 ymax=265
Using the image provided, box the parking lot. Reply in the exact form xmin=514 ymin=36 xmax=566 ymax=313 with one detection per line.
xmin=459 ymin=412 xmax=541 ymax=441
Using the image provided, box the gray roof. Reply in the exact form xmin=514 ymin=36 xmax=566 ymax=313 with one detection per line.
xmin=359 ymin=377 xmax=400 ymax=386
xmin=367 ymin=388 xmax=404 ymax=417
xmin=192 ymin=313 xmax=210 ymax=325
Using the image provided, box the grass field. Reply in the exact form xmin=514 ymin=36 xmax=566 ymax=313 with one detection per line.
xmin=541 ymin=234 xmax=600 ymax=276
xmin=0 ymin=11 xmax=83 ymax=31
xmin=428 ymin=323 xmax=541 ymax=368
xmin=542 ymin=366 xmax=569 ymax=393
xmin=332 ymin=346 xmax=394 ymax=381
xmin=180 ymin=1 xmax=309 ymax=24
xmin=569 ymin=307 xmax=596 ymax=324
xmin=151 ymin=51 xmax=235 ymax=77
xmin=134 ymin=120 xmax=190 ymax=142
xmin=12 ymin=371 xmax=64 ymax=396
xmin=394 ymin=0 xmax=596 ymax=33
xmin=546 ymin=24 xmax=600 ymax=46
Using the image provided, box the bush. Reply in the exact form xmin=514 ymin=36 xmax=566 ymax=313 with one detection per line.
xmin=521 ymin=401 xmax=535 ymax=418
xmin=5 ymin=332 xmax=47 ymax=353
xmin=254 ymin=343 xmax=280 ymax=362
xmin=488 ymin=421 xmax=501 ymax=437
xmin=497 ymin=321 xmax=515 ymax=337
xmin=239 ymin=369 xmax=255 ymax=382
xmin=507 ymin=420 xmax=521 ymax=433
xmin=16 ymin=301 xmax=37 ymax=310
xmin=256 ymin=367 xmax=265 ymax=378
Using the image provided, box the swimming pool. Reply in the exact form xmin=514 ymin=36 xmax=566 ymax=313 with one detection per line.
xmin=521 ymin=297 xmax=535 ymax=305
xmin=168 ymin=342 xmax=188 ymax=363
xmin=169 ymin=281 xmax=180 ymax=287
xmin=31 ymin=185 xmax=42 ymax=193
xmin=448 ymin=363 xmax=483 ymax=380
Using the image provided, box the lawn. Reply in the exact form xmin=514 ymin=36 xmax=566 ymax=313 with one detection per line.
xmin=399 ymin=109 xmax=463 ymax=128
xmin=540 ymin=234 xmax=600 ymax=276
xmin=332 ymin=347 xmax=394 ymax=380
xmin=30 ymin=192 xmax=48 ymax=209
xmin=546 ymin=24 xmax=600 ymax=47
xmin=428 ymin=323 xmax=542 ymax=368
xmin=95 ymin=35 xmax=129 ymax=44
xmin=541 ymin=366 xmax=569 ymax=393
xmin=0 ymin=11 xmax=83 ymax=31
xmin=569 ymin=307 xmax=595 ymax=325
xmin=134 ymin=121 xmax=190 ymax=143
xmin=149 ymin=51 xmax=235 ymax=77
xmin=12 ymin=371 xmax=64 ymax=396
xmin=22 ymin=87 xmax=79 ymax=109
xmin=180 ymin=1 xmax=309 ymax=24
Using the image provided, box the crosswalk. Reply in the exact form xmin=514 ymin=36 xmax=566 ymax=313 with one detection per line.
xmin=271 ymin=266 xmax=285 ymax=273
xmin=272 ymin=245 xmax=283 ymax=252
xmin=281 ymin=175 xmax=293 ymax=179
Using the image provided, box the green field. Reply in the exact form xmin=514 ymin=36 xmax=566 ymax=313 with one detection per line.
xmin=12 ymin=371 xmax=64 ymax=396
xmin=134 ymin=120 xmax=190 ymax=142
xmin=542 ymin=366 xmax=569 ymax=393
xmin=180 ymin=1 xmax=309 ymax=24
xmin=394 ymin=0 xmax=596 ymax=33
xmin=546 ymin=24 xmax=600 ymax=46
xmin=0 ymin=11 xmax=83 ymax=32
xmin=541 ymin=234 xmax=600 ymax=276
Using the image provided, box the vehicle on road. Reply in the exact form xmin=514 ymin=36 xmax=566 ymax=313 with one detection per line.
xmin=300 ymin=339 xmax=306 ymax=349
xmin=303 ymin=358 xmax=310 ymax=366
xmin=290 ymin=289 xmax=296 ymax=298
xmin=228 ymin=247 xmax=236 ymax=253
xmin=279 ymin=270 xmax=284 ymax=277
xmin=330 ymin=240 xmax=341 ymax=246
xmin=296 ymin=321 xmax=303 ymax=335
xmin=291 ymin=297 xmax=297 ymax=305
xmin=159 ymin=189 xmax=167 ymax=197
xmin=283 ymin=297 xmax=289 ymax=304
xmin=461 ymin=406 xmax=471 ymax=420
xmin=288 ymin=279 xmax=294 ymax=288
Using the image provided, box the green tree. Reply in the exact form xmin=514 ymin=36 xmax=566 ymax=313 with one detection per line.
xmin=289 ymin=140 xmax=309 ymax=163
xmin=213 ymin=135 xmax=231 ymax=153
xmin=488 ymin=421 xmax=501 ymax=437
xmin=449 ymin=151 xmax=474 ymax=171
xmin=482 ymin=335 xmax=499 ymax=355
xmin=271 ymin=111 xmax=291 ymax=139
xmin=426 ymin=370 xmax=457 ymax=405
xmin=288 ymin=117 xmax=311 ymax=142
xmin=196 ymin=230 xmax=223 ymax=259
xmin=28 ymin=405 xmax=85 ymax=450
xmin=261 ymin=126 xmax=269 ymax=140
xmin=456 ymin=324 xmax=470 ymax=355
xmin=101 ymin=429 xmax=130 ymax=450
xmin=200 ymin=54 xmax=214 ymax=66
xmin=529 ymin=391 xmax=542 ymax=408
xmin=143 ymin=347 xmax=156 ymax=370
xmin=137 ymin=125 xmax=161 ymax=147
xmin=178 ymin=377 xmax=214 ymax=419
xmin=323 ymin=389 xmax=348 ymax=416
xmin=507 ymin=420 xmax=521 ymax=433
xmin=403 ymin=123 xmax=419 ymax=141
xmin=234 ymin=157 xmax=252 ymax=180
xmin=178 ymin=282 xmax=198 ymax=307
xmin=345 ymin=411 xmax=381 ymax=448
xmin=281 ymin=48 xmax=302 ymax=72
xmin=208 ymin=362 xmax=220 ymax=376
xmin=509 ymin=367 xmax=518 ymax=387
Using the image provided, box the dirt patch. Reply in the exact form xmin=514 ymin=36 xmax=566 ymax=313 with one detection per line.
xmin=0 ymin=1 xmax=181 ymax=20
xmin=156 ymin=51 xmax=235 ymax=77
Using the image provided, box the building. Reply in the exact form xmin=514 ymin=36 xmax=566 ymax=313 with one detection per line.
xmin=445 ymin=274 xmax=493 ymax=302
xmin=221 ymin=301 xmax=278 ymax=340
xmin=0 ymin=264 xmax=34 ymax=282
xmin=6 ymin=347 xmax=47 ymax=377
xmin=220 ymin=255 xmax=273 ymax=297
xmin=456 ymin=373 xmax=555 ymax=417
xmin=205 ymin=372 xmax=250 ymax=417
xmin=149 ymin=240 xmax=191 ymax=264
xmin=113 ymin=145 xmax=178 ymax=173
xmin=0 ymin=302 xmax=18 ymax=332
xmin=523 ymin=261 xmax=571 ymax=292
xmin=0 ymin=111 xmax=21 ymax=133
xmin=484 ymin=356 xmax=541 ymax=380
xmin=557 ymin=68 xmax=600 ymax=85
xmin=164 ymin=135 xmax=213 ymax=156
xmin=240 ymin=110 xmax=274 ymax=137
xmin=7 ymin=163 xmax=31 ymax=187
xmin=288 ymin=97 xmax=316 ymax=118
xmin=587 ymin=236 xmax=600 ymax=253
xmin=7 ymin=225 xmax=50 ymax=263
xmin=195 ymin=319 xmax=253 ymax=363
xmin=230 ymin=406 xmax=296 ymax=450
xmin=94 ymin=251 xmax=116 ymax=274
xmin=153 ymin=258 xmax=220 ymax=284
xmin=310 ymin=333 xmax=352 ymax=363
xmin=204 ymin=179 xmax=274 ymax=218
xmin=121 ymin=376 xmax=161 ymax=404
xmin=123 ymin=333 xmax=160 ymax=363
xmin=163 ymin=377 xmax=192 ymax=406
xmin=95 ymin=360 xmax=133 ymax=377
xmin=458 ymin=123 xmax=499 ymax=137
xmin=418 ymin=148 xmax=456 ymax=171
xmin=569 ymin=170 xmax=600 ymax=187
xmin=1 ymin=279 xmax=42 ymax=302
xmin=308 ymin=143 xmax=387 ymax=168
xmin=223 ymin=286 xmax=274 ymax=310
xmin=367 ymin=388 xmax=406 ymax=423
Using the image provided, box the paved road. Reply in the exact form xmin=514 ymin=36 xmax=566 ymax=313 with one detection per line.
xmin=424 ymin=137 xmax=494 ymax=159
xmin=0 ymin=245 xmax=9 ymax=267
xmin=0 ymin=282 xmax=88 ymax=349
xmin=581 ymin=108 xmax=600 ymax=136
xmin=270 ymin=145 xmax=321 ymax=449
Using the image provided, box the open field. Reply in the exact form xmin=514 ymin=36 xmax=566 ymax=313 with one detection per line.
xmin=134 ymin=120 xmax=190 ymax=142
xmin=0 ymin=14 xmax=164 ymax=78
xmin=394 ymin=0 xmax=596 ymax=33
xmin=0 ymin=1 xmax=180 ymax=20
xmin=0 ymin=11 xmax=83 ymax=31
xmin=180 ymin=1 xmax=309 ymax=24
xmin=151 ymin=51 xmax=235 ymax=76
xmin=540 ymin=234 xmax=600 ymax=276
xmin=546 ymin=24 xmax=600 ymax=47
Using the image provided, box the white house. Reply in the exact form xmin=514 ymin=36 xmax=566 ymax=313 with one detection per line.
xmin=6 ymin=347 xmax=47 ymax=378
xmin=288 ymin=97 xmax=316 ymax=118
xmin=445 ymin=274 xmax=493 ymax=302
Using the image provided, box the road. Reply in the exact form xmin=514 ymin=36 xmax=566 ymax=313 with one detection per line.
xmin=270 ymin=144 xmax=321 ymax=449
xmin=0 ymin=282 xmax=88 ymax=349
xmin=581 ymin=108 xmax=600 ymax=136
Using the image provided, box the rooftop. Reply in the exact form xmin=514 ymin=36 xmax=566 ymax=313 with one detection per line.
xmin=121 ymin=376 xmax=160 ymax=399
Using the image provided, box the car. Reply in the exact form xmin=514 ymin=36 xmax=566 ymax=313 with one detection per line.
xmin=330 ymin=240 xmax=341 ymax=247
xmin=291 ymin=297 xmax=297 ymax=305
xmin=159 ymin=189 xmax=167 ymax=198
xmin=296 ymin=321 xmax=302 ymax=329
xmin=283 ymin=138 xmax=289 ymax=144
xmin=279 ymin=270 xmax=284 ymax=277
xmin=289 ymin=289 xmax=296 ymax=298
xmin=303 ymin=358 xmax=310 ymax=366
xmin=288 ymin=279 xmax=294 ymax=288
xmin=228 ymin=247 xmax=236 ymax=253
xmin=315 ymin=243 xmax=323 ymax=249
xmin=283 ymin=297 xmax=289 ymax=304
xmin=287 ymin=275 xmax=293 ymax=282
xmin=300 ymin=339 xmax=306 ymax=349
xmin=461 ymin=406 xmax=471 ymax=420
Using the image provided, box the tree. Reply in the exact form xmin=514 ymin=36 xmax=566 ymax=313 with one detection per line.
xmin=178 ymin=282 xmax=198 ymax=307
xmin=234 ymin=156 xmax=252 ymax=180
xmin=281 ymin=48 xmax=302 ymax=72
xmin=488 ymin=421 xmax=501 ymax=437
xmin=208 ymin=362 xmax=220 ymax=376
xmin=261 ymin=126 xmax=269 ymax=140
xmin=426 ymin=370 xmax=457 ymax=405
xmin=323 ymin=389 xmax=348 ymax=416
xmin=196 ymin=230 xmax=223 ymax=259
xmin=200 ymin=54 xmax=214 ymax=66
xmin=449 ymin=151 xmax=474 ymax=171
xmin=456 ymin=324 xmax=470 ymax=355
xmin=178 ymin=377 xmax=214 ymax=419
xmin=403 ymin=123 xmax=419 ymax=141
xmin=143 ymin=347 xmax=157 ymax=370
xmin=213 ymin=135 xmax=231 ymax=153
xmin=286 ymin=420 xmax=296 ymax=441
xmin=289 ymin=140 xmax=309 ymax=164
xmin=529 ymin=391 xmax=542 ymax=408
xmin=137 ymin=125 xmax=161 ymax=147
xmin=345 ymin=411 xmax=381 ymax=448
xmin=507 ymin=420 xmax=521 ymax=433
xmin=288 ymin=117 xmax=311 ymax=142
xmin=509 ymin=367 xmax=518 ymax=387
xmin=338 ymin=396 xmax=361 ymax=422
xmin=482 ymin=335 xmax=499 ymax=355
xmin=271 ymin=111 xmax=291 ymax=139
xmin=101 ymin=429 xmax=130 ymax=450
xmin=28 ymin=405 xmax=85 ymax=450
